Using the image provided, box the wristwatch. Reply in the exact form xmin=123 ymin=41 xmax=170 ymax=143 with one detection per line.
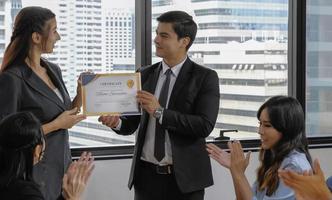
xmin=153 ymin=107 xmax=164 ymax=119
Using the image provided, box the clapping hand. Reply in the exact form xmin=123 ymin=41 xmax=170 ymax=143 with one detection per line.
xmin=62 ymin=152 xmax=95 ymax=200
xmin=207 ymin=141 xmax=251 ymax=175
xmin=279 ymin=159 xmax=332 ymax=200
xmin=228 ymin=141 xmax=251 ymax=175
xmin=206 ymin=143 xmax=231 ymax=168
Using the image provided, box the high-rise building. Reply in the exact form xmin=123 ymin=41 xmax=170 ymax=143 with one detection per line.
xmin=9 ymin=0 xmax=289 ymax=146
xmin=105 ymin=8 xmax=135 ymax=72
xmin=51 ymin=1 xmax=137 ymax=146
xmin=47 ymin=0 xmax=132 ymax=146
xmin=151 ymin=0 xmax=288 ymax=138
xmin=44 ymin=0 xmax=104 ymax=98
xmin=10 ymin=0 xmax=21 ymax=20
xmin=0 ymin=0 xmax=22 ymax=64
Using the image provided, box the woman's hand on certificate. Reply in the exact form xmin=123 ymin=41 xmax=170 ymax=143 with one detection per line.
xmin=76 ymin=71 xmax=94 ymax=95
xmin=73 ymin=71 xmax=94 ymax=109
xmin=136 ymin=90 xmax=160 ymax=115
xmin=98 ymin=115 xmax=120 ymax=128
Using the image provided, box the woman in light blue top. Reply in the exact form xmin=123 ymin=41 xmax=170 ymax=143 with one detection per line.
xmin=207 ymin=96 xmax=312 ymax=200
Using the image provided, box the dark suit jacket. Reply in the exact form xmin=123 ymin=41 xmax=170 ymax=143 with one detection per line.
xmin=0 ymin=179 xmax=44 ymax=200
xmin=0 ymin=59 xmax=72 ymax=200
xmin=115 ymin=58 xmax=220 ymax=193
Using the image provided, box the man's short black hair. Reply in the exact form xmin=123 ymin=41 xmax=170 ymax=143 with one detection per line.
xmin=157 ymin=10 xmax=197 ymax=50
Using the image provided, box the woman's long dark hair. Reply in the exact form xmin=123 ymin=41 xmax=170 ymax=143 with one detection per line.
xmin=0 ymin=6 xmax=55 ymax=72
xmin=0 ymin=112 xmax=44 ymax=187
xmin=256 ymin=96 xmax=312 ymax=196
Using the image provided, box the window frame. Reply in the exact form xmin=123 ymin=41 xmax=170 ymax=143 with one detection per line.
xmin=288 ymin=0 xmax=306 ymax=111
xmin=72 ymin=0 xmax=152 ymax=158
xmin=71 ymin=0 xmax=332 ymax=159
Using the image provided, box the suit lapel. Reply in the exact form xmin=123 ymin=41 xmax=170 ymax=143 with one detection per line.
xmin=168 ymin=58 xmax=193 ymax=109
xmin=141 ymin=63 xmax=161 ymax=127
xmin=138 ymin=63 xmax=162 ymax=145
xmin=143 ymin=62 xmax=161 ymax=94
xmin=17 ymin=63 xmax=67 ymax=111
xmin=43 ymin=60 xmax=71 ymax=109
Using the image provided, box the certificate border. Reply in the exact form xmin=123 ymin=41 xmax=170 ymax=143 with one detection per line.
xmin=82 ymin=73 xmax=142 ymax=116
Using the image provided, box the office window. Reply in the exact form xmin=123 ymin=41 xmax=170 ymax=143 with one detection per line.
xmin=152 ymin=0 xmax=289 ymax=139
xmin=306 ymin=0 xmax=332 ymax=136
xmin=3 ymin=0 xmax=136 ymax=147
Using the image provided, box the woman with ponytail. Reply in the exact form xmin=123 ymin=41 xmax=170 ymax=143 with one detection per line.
xmin=0 ymin=7 xmax=86 ymax=199
xmin=0 ymin=112 xmax=94 ymax=200
xmin=207 ymin=96 xmax=312 ymax=200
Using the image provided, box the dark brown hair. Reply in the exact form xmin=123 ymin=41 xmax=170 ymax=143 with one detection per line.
xmin=256 ymin=96 xmax=312 ymax=196
xmin=0 ymin=6 xmax=55 ymax=72
xmin=0 ymin=112 xmax=44 ymax=187
xmin=157 ymin=10 xmax=197 ymax=50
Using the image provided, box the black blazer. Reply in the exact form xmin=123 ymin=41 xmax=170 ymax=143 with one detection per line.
xmin=0 ymin=59 xmax=72 ymax=200
xmin=0 ymin=179 xmax=44 ymax=200
xmin=115 ymin=58 xmax=220 ymax=193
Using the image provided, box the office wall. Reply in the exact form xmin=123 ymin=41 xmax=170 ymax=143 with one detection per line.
xmin=82 ymin=148 xmax=332 ymax=200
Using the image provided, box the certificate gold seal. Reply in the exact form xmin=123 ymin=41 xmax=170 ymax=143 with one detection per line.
xmin=127 ymin=79 xmax=134 ymax=88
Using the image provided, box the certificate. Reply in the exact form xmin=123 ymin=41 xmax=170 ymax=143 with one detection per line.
xmin=81 ymin=73 xmax=142 ymax=116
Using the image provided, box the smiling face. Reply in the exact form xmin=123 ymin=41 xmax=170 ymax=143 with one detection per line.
xmin=258 ymin=108 xmax=283 ymax=150
xmin=42 ymin=17 xmax=61 ymax=53
xmin=154 ymin=22 xmax=188 ymax=61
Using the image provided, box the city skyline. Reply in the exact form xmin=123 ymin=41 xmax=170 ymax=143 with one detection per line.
xmin=0 ymin=0 xmax=289 ymax=147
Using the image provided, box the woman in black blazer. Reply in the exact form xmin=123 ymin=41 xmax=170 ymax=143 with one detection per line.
xmin=0 ymin=7 xmax=86 ymax=200
xmin=0 ymin=112 xmax=94 ymax=200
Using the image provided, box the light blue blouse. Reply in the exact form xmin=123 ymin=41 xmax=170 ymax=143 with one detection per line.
xmin=252 ymin=150 xmax=312 ymax=200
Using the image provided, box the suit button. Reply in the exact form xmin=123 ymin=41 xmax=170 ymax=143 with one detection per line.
xmin=40 ymin=181 xmax=45 ymax=187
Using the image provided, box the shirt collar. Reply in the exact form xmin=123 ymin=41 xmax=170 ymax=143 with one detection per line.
xmin=161 ymin=56 xmax=187 ymax=77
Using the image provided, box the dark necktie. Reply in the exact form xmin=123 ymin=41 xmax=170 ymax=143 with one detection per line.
xmin=154 ymin=69 xmax=172 ymax=161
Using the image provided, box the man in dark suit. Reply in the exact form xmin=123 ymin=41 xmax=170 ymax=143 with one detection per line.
xmin=99 ymin=10 xmax=220 ymax=200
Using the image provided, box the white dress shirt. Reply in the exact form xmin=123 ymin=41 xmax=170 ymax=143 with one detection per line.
xmin=140 ymin=57 xmax=186 ymax=165
xmin=114 ymin=57 xmax=187 ymax=165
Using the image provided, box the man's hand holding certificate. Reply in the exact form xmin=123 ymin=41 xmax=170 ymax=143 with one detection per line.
xmin=81 ymin=73 xmax=142 ymax=116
